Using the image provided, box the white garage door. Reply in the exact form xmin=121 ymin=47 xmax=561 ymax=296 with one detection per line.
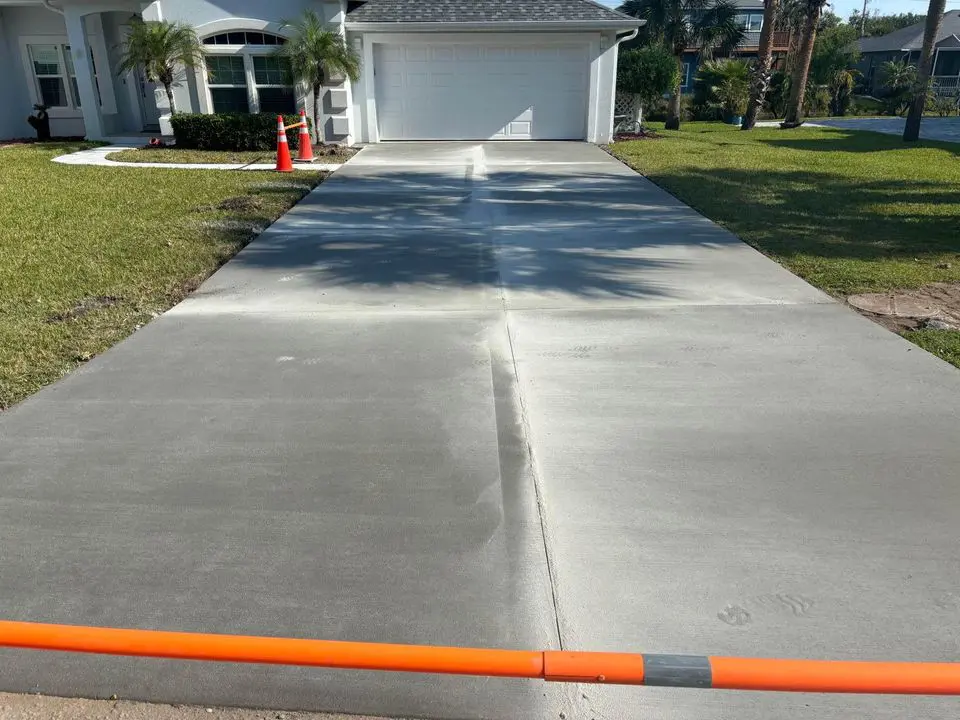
xmin=374 ymin=43 xmax=590 ymax=141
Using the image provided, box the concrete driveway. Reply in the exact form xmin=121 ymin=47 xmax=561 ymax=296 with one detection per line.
xmin=2 ymin=142 xmax=960 ymax=720
xmin=813 ymin=116 xmax=960 ymax=143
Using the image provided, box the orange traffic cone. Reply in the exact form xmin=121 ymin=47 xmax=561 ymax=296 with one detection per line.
xmin=295 ymin=109 xmax=314 ymax=163
xmin=275 ymin=115 xmax=294 ymax=173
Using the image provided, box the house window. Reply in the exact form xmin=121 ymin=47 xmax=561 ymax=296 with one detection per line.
xmin=737 ymin=12 xmax=763 ymax=31
xmin=202 ymin=32 xmax=297 ymax=115
xmin=681 ymin=62 xmax=692 ymax=88
xmin=203 ymin=31 xmax=286 ymax=46
xmin=27 ymin=42 xmax=102 ymax=110
xmin=206 ymin=55 xmax=250 ymax=113
xmin=29 ymin=44 xmax=74 ymax=107
xmin=253 ymin=56 xmax=295 ymax=114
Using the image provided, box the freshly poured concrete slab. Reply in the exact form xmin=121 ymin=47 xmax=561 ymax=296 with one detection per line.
xmin=507 ymin=303 xmax=960 ymax=719
xmin=3 ymin=140 xmax=960 ymax=720
xmin=0 ymin=312 xmax=560 ymax=718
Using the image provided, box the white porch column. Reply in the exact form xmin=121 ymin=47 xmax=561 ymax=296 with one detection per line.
xmin=63 ymin=7 xmax=104 ymax=140
xmin=140 ymin=1 xmax=173 ymax=133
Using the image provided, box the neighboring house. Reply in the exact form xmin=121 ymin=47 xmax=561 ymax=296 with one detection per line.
xmin=0 ymin=0 xmax=640 ymax=143
xmin=679 ymin=0 xmax=789 ymax=93
xmin=857 ymin=10 xmax=960 ymax=96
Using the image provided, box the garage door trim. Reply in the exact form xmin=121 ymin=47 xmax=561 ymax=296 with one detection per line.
xmin=356 ymin=32 xmax=602 ymax=143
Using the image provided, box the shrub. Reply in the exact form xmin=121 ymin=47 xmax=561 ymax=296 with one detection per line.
xmin=170 ymin=113 xmax=309 ymax=151
xmin=927 ymin=92 xmax=958 ymax=117
xmin=617 ymin=45 xmax=679 ymax=123
xmin=695 ymin=59 xmax=750 ymax=119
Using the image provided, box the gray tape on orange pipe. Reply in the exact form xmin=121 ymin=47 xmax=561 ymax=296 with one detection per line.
xmin=641 ymin=654 xmax=713 ymax=688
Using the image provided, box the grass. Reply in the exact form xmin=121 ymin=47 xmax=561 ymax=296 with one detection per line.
xmin=107 ymin=146 xmax=356 ymax=164
xmin=0 ymin=143 xmax=325 ymax=409
xmin=609 ymin=122 xmax=960 ymax=367
xmin=902 ymin=329 xmax=960 ymax=366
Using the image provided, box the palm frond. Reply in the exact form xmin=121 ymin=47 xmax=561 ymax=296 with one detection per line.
xmin=276 ymin=8 xmax=361 ymax=87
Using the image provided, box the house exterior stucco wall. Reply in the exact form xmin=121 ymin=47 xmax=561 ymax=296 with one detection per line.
xmin=0 ymin=10 xmax=31 ymax=139
xmin=142 ymin=0 xmax=350 ymax=140
xmin=1 ymin=4 xmax=84 ymax=138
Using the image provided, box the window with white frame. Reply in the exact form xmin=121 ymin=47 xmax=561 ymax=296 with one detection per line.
xmin=26 ymin=42 xmax=102 ymax=110
xmin=736 ymin=12 xmax=764 ymax=31
xmin=203 ymin=32 xmax=296 ymax=115
xmin=206 ymin=55 xmax=250 ymax=113
xmin=681 ymin=62 xmax=692 ymax=88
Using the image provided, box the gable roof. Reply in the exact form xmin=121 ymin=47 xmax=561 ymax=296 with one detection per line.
xmin=859 ymin=10 xmax=960 ymax=52
xmin=345 ymin=0 xmax=640 ymax=27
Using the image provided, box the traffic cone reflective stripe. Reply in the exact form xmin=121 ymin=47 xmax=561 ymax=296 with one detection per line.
xmin=295 ymin=109 xmax=314 ymax=163
xmin=275 ymin=115 xmax=294 ymax=173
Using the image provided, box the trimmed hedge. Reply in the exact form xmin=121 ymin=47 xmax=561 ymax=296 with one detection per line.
xmin=170 ymin=113 xmax=310 ymax=151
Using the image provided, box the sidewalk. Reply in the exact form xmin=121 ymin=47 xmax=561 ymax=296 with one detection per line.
xmin=0 ymin=693 xmax=387 ymax=720
xmin=52 ymin=145 xmax=342 ymax=171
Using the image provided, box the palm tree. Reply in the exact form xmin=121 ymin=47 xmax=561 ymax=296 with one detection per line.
xmin=903 ymin=0 xmax=947 ymax=141
xmin=619 ymin=0 xmax=745 ymax=130
xmin=117 ymin=20 xmax=203 ymax=115
xmin=277 ymin=9 xmax=361 ymax=144
xmin=741 ymin=0 xmax=780 ymax=129
xmin=781 ymin=0 xmax=827 ymax=127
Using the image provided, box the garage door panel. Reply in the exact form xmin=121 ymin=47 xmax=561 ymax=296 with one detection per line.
xmin=374 ymin=42 xmax=588 ymax=141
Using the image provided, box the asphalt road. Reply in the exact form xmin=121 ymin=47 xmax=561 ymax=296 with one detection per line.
xmin=1 ymin=143 xmax=959 ymax=719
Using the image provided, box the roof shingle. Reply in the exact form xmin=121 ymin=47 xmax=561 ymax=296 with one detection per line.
xmin=346 ymin=0 xmax=639 ymax=25
xmin=859 ymin=10 xmax=960 ymax=53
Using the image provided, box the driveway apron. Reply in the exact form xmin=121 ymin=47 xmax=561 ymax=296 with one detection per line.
xmin=1 ymin=142 xmax=959 ymax=720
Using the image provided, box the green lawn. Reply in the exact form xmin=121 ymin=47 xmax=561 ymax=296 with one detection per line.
xmin=107 ymin=146 xmax=356 ymax=164
xmin=609 ymin=122 xmax=960 ymax=367
xmin=0 ymin=143 xmax=325 ymax=409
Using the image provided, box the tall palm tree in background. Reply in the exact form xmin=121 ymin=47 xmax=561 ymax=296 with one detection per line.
xmin=277 ymin=9 xmax=361 ymax=143
xmin=741 ymin=0 xmax=780 ymax=129
xmin=781 ymin=0 xmax=827 ymax=127
xmin=619 ymin=0 xmax=745 ymax=129
xmin=117 ymin=20 xmax=203 ymax=115
xmin=903 ymin=0 xmax=946 ymax=141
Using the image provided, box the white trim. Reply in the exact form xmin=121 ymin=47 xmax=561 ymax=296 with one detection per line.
xmin=195 ymin=18 xmax=290 ymax=38
xmin=362 ymin=35 xmax=377 ymax=142
xmin=345 ymin=20 xmax=640 ymax=32
xmin=587 ymin=36 xmax=600 ymax=141
xmin=357 ymin=32 xmax=599 ymax=142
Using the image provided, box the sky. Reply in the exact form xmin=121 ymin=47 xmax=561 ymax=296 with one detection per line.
xmin=598 ymin=0 xmax=960 ymax=23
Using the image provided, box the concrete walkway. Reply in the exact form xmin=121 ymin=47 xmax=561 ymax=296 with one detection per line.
xmin=52 ymin=143 xmax=341 ymax=171
xmin=802 ymin=117 xmax=960 ymax=143
xmin=2 ymin=143 xmax=960 ymax=720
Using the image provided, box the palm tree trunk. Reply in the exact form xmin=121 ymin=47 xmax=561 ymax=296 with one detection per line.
xmin=903 ymin=0 xmax=946 ymax=141
xmin=164 ymin=83 xmax=177 ymax=115
xmin=313 ymin=82 xmax=324 ymax=144
xmin=782 ymin=0 xmax=821 ymax=128
xmin=742 ymin=0 xmax=780 ymax=129
xmin=665 ymin=56 xmax=684 ymax=130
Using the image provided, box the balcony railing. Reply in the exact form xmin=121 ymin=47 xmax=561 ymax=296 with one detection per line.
xmin=932 ymin=76 xmax=960 ymax=95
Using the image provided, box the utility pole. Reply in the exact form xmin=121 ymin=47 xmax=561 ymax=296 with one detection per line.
xmin=859 ymin=0 xmax=869 ymax=37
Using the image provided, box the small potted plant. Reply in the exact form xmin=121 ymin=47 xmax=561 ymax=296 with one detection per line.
xmin=716 ymin=77 xmax=749 ymax=126
xmin=27 ymin=104 xmax=51 ymax=141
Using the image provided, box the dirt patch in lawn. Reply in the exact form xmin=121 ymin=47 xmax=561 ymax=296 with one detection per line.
xmin=45 ymin=295 xmax=123 ymax=323
xmin=848 ymin=282 xmax=960 ymax=332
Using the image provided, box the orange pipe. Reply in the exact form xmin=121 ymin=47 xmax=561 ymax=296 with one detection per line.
xmin=710 ymin=656 xmax=960 ymax=695
xmin=0 ymin=621 xmax=543 ymax=679
xmin=3 ymin=621 xmax=960 ymax=695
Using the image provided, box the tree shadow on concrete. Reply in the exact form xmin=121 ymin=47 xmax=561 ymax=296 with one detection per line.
xmin=220 ymin=167 xmax=740 ymax=302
